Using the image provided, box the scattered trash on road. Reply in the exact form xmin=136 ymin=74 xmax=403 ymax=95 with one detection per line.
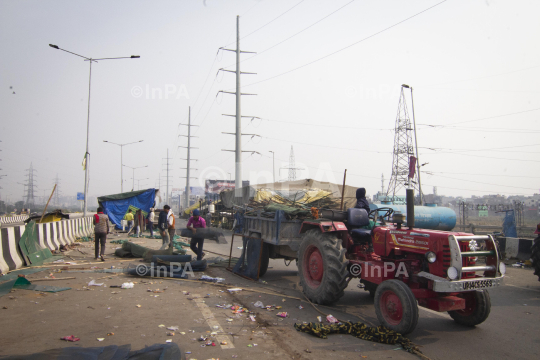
xmin=326 ymin=315 xmax=339 ymax=323
xmin=121 ymin=282 xmax=134 ymax=289
xmin=60 ymin=335 xmax=80 ymax=342
xmin=88 ymin=280 xmax=103 ymax=286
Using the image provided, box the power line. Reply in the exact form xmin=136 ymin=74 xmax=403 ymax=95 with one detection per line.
xmin=437 ymin=106 xmax=540 ymax=126
xmin=419 ymin=143 xmax=540 ymax=153
xmin=261 ymin=117 xmax=392 ymax=131
xmin=422 ymin=183 xmax=536 ymax=196
xmin=425 ymin=174 xmax=538 ymax=191
xmin=235 ymin=0 xmax=448 ymax=89
xmin=424 ymin=171 xmax=540 ymax=179
xmin=422 ymin=151 xmax=540 ymax=162
xmin=263 ymin=135 xmax=391 ymax=154
xmin=422 ymin=64 xmax=540 ymax=87
xmin=223 ymin=0 xmax=306 ymax=48
xmin=223 ymin=0 xmax=356 ymax=70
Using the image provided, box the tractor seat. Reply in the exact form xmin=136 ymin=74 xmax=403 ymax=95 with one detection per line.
xmin=347 ymin=208 xmax=371 ymax=243
xmin=347 ymin=208 xmax=370 ymax=228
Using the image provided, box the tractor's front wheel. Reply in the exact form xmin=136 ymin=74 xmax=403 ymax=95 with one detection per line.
xmin=448 ymin=290 xmax=491 ymax=326
xmin=531 ymin=236 xmax=540 ymax=282
xmin=298 ymin=229 xmax=348 ymax=305
xmin=374 ymin=280 xmax=419 ymax=334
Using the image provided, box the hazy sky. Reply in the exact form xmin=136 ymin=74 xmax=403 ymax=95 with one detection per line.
xmin=1 ymin=0 xmax=539 ymax=204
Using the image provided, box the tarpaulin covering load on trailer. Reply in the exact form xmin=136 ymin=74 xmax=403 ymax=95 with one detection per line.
xmin=220 ymin=179 xmax=358 ymax=209
xmin=98 ymin=189 xmax=160 ymax=230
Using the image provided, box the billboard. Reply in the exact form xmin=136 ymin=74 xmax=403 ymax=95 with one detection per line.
xmin=205 ymin=180 xmax=250 ymax=194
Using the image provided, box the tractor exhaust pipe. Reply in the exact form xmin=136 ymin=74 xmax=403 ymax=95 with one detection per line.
xmin=406 ymin=189 xmax=415 ymax=229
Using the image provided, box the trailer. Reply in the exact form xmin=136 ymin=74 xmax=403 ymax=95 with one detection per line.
xmin=240 ymin=210 xmax=304 ymax=276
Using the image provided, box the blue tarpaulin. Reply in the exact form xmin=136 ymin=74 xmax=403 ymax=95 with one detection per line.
xmin=98 ymin=189 xmax=157 ymax=229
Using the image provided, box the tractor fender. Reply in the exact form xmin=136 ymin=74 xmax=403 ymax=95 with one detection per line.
xmin=300 ymin=221 xmax=348 ymax=235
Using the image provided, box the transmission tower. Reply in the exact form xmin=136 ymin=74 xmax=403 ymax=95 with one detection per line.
xmin=386 ymin=85 xmax=423 ymax=203
xmin=280 ymin=146 xmax=304 ymax=182
xmin=25 ymin=162 xmax=37 ymax=209
xmin=54 ymin=174 xmax=61 ymax=207
xmin=218 ymin=15 xmax=260 ymax=197
xmin=179 ymin=106 xmax=198 ymax=210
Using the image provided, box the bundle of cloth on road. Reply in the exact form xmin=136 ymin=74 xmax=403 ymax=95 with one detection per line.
xmin=294 ymin=321 xmax=423 ymax=356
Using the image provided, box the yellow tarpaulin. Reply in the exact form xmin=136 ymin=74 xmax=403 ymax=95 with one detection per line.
xmin=184 ymin=202 xmax=201 ymax=216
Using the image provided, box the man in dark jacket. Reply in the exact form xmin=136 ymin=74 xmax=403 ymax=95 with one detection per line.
xmin=158 ymin=207 xmax=169 ymax=249
xmin=354 ymin=188 xmax=370 ymax=214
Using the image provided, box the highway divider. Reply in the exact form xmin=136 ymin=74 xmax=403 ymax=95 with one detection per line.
xmin=0 ymin=215 xmax=29 ymax=225
xmin=0 ymin=216 xmax=95 ymax=274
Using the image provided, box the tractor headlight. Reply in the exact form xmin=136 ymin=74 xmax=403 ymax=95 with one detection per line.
xmin=447 ymin=266 xmax=459 ymax=280
xmin=425 ymin=251 xmax=437 ymax=263
xmin=499 ymin=262 xmax=506 ymax=275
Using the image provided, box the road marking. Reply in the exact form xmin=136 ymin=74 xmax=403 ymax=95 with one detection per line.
xmin=419 ymin=306 xmax=451 ymax=318
xmin=193 ymin=294 xmax=235 ymax=349
xmin=505 ymin=284 xmax=540 ymax=293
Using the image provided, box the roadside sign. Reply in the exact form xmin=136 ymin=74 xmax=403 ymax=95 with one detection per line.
xmin=77 ymin=192 xmax=84 ymax=201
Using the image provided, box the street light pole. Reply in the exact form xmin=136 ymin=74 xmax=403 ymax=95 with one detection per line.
xmin=104 ymin=140 xmax=144 ymax=192
xmin=123 ymin=165 xmax=148 ymax=191
xmin=269 ymin=151 xmax=275 ymax=183
xmin=49 ymin=44 xmax=140 ymax=215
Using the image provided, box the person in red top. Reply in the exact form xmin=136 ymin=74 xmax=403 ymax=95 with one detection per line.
xmin=93 ymin=207 xmax=110 ymax=261
xmin=187 ymin=209 xmax=206 ymax=260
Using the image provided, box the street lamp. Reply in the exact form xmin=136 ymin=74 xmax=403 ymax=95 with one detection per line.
xmin=123 ymin=165 xmax=148 ymax=190
xmin=132 ymin=177 xmax=150 ymax=190
xmin=268 ymin=151 xmax=275 ymax=183
xmin=103 ymin=140 xmax=144 ymax=193
xmin=49 ymin=44 xmax=140 ymax=216
xmin=401 ymin=84 xmax=423 ymax=205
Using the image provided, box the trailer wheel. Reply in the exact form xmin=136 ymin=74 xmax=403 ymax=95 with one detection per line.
xmin=374 ymin=280 xmax=418 ymax=334
xmin=531 ymin=236 xmax=540 ymax=282
xmin=298 ymin=229 xmax=348 ymax=305
xmin=247 ymin=233 xmax=270 ymax=278
xmin=448 ymin=290 xmax=491 ymax=326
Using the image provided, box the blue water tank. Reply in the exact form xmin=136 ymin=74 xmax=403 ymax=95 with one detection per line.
xmin=369 ymin=204 xmax=456 ymax=231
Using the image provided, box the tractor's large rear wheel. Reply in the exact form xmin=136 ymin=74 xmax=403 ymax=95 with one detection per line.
xmin=448 ymin=290 xmax=491 ymax=326
xmin=298 ymin=229 xmax=348 ymax=305
xmin=531 ymin=236 xmax=540 ymax=282
xmin=374 ymin=280 xmax=419 ymax=334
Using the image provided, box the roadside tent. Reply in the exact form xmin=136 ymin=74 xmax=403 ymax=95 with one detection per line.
xmin=98 ymin=189 xmax=160 ymax=229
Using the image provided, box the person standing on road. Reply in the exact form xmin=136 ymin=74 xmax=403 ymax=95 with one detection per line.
xmin=158 ymin=206 xmax=169 ymax=249
xmin=166 ymin=206 xmax=176 ymax=248
xmin=93 ymin=206 xmax=109 ymax=261
xmin=147 ymin=208 xmax=155 ymax=238
xmin=187 ymin=209 xmax=206 ymax=260
xmin=134 ymin=209 xmax=145 ymax=237
xmin=124 ymin=209 xmax=134 ymax=233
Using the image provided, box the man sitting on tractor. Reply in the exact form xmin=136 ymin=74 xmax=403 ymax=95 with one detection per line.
xmin=354 ymin=187 xmax=370 ymax=214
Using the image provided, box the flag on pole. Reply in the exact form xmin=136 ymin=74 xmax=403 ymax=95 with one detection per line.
xmin=82 ymin=153 xmax=87 ymax=170
xmin=408 ymin=156 xmax=416 ymax=179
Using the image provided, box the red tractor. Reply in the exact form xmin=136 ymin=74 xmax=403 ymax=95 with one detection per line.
xmin=296 ymin=197 xmax=505 ymax=334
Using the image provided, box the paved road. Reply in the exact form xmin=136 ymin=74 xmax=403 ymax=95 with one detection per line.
xmin=1 ymin=220 xmax=537 ymax=360
xmin=195 ymin=221 xmax=540 ymax=360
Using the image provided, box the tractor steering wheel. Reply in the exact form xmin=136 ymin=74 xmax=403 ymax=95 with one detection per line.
xmin=368 ymin=207 xmax=394 ymax=225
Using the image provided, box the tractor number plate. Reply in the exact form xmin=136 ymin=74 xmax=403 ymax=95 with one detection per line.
xmin=462 ymin=279 xmax=493 ymax=290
